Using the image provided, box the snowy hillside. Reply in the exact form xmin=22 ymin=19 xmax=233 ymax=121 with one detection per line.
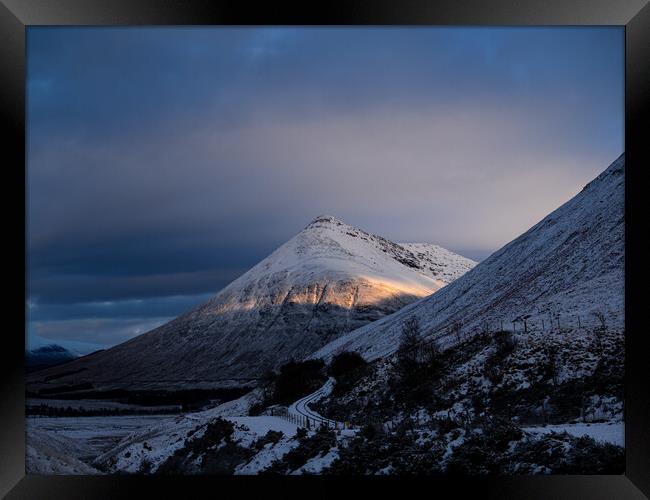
xmin=398 ymin=243 xmax=476 ymax=283
xmin=29 ymin=216 xmax=474 ymax=390
xmin=304 ymin=155 xmax=625 ymax=474
xmin=313 ymin=154 xmax=625 ymax=362
xmin=25 ymin=156 xmax=624 ymax=476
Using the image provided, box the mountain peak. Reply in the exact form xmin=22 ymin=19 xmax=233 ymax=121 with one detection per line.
xmin=305 ymin=214 xmax=348 ymax=229
xmin=29 ymin=216 xmax=476 ymax=389
xmin=29 ymin=344 xmax=70 ymax=354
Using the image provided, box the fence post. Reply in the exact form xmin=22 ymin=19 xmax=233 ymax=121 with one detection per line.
xmin=577 ymin=315 xmax=581 ymax=329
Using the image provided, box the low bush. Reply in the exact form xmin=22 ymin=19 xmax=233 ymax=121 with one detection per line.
xmin=271 ymin=359 xmax=326 ymax=406
xmin=328 ymin=351 xmax=367 ymax=378
xmin=252 ymin=430 xmax=284 ymax=451
xmin=157 ymin=417 xmax=253 ymax=475
xmin=328 ymin=421 xmax=445 ymax=475
xmin=261 ymin=427 xmax=336 ymax=474
xmin=504 ymin=432 xmax=624 ymax=474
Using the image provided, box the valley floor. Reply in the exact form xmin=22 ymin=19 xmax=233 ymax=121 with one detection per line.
xmin=26 ymin=378 xmax=624 ymax=475
xmin=26 ymin=415 xmax=176 ymax=474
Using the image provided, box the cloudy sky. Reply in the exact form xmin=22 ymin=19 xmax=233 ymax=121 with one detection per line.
xmin=27 ymin=27 xmax=623 ymax=353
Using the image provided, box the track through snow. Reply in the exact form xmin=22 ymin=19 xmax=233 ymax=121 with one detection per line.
xmin=288 ymin=378 xmax=352 ymax=429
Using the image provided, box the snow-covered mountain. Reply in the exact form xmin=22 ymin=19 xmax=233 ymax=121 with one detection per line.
xmin=399 ymin=243 xmax=476 ymax=283
xmin=29 ymin=216 xmax=475 ymax=390
xmin=25 ymin=156 xmax=625 ymax=476
xmin=299 ymin=154 xmax=625 ymax=475
xmin=26 ymin=344 xmax=78 ymax=373
xmin=314 ymin=153 xmax=625 ymax=362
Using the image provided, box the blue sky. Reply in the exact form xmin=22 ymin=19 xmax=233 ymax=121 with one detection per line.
xmin=27 ymin=27 xmax=624 ymax=353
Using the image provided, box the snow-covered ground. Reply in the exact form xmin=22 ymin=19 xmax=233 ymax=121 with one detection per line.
xmin=26 ymin=429 xmax=101 ymax=474
xmin=90 ymin=390 xmax=262 ymax=473
xmin=226 ymin=416 xmax=299 ymax=441
xmin=399 ymin=243 xmax=476 ymax=284
xmin=27 ymin=415 xmax=173 ymax=448
xmin=26 ymin=390 xmax=261 ymax=474
xmin=235 ymin=433 xmax=300 ymax=475
xmin=26 ymin=381 xmax=356 ymax=475
xmin=26 ymin=415 xmax=175 ymax=474
xmin=523 ymin=422 xmax=624 ymax=447
xmin=291 ymin=447 xmax=340 ymax=475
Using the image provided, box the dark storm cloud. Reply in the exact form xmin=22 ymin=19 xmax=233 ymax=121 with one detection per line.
xmin=31 ymin=317 xmax=174 ymax=347
xmin=27 ymin=27 xmax=624 ymax=350
xmin=28 ymin=294 xmax=213 ymax=322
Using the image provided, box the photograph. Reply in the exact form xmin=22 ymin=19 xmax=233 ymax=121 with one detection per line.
xmin=25 ymin=26 xmax=625 ymax=476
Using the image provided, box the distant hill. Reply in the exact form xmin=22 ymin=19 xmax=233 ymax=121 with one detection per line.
xmin=26 ymin=344 xmax=78 ymax=373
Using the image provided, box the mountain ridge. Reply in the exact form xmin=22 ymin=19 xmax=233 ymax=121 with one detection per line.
xmin=26 ymin=344 xmax=79 ymax=373
xmin=314 ymin=153 xmax=625 ymax=362
xmin=28 ymin=215 xmax=475 ymax=390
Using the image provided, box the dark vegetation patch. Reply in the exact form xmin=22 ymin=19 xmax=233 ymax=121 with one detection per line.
xmin=391 ymin=317 xmax=444 ymax=407
xmin=328 ymin=351 xmax=369 ymax=398
xmin=317 ymin=324 xmax=623 ymax=430
xmin=249 ymin=359 xmax=326 ymax=415
xmin=448 ymin=428 xmax=624 ymax=475
xmin=308 ymin=326 xmax=623 ymax=474
xmin=157 ymin=418 xmax=253 ymax=475
xmin=327 ymin=414 xmax=623 ymax=475
xmin=25 ymin=404 xmax=181 ymax=417
xmin=26 ymin=387 xmax=250 ymax=412
xmin=488 ymin=332 xmax=624 ymax=425
xmin=328 ymin=351 xmax=367 ymax=378
xmin=328 ymin=420 xmax=446 ymax=475
xmin=251 ymin=430 xmax=284 ymax=452
xmin=261 ymin=427 xmax=336 ymax=475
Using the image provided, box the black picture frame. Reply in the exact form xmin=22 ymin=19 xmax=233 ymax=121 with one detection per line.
xmin=2 ymin=1 xmax=648 ymax=498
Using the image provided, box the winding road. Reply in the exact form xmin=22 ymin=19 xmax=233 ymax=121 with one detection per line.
xmin=287 ymin=378 xmax=352 ymax=429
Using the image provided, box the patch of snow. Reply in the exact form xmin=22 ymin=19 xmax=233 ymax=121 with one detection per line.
xmin=523 ymin=422 xmax=624 ymax=447
xmin=235 ymin=437 xmax=299 ymax=475
xmin=292 ymin=447 xmax=340 ymax=474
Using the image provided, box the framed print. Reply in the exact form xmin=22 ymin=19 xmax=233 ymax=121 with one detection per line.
xmin=1 ymin=0 xmax=649 ymax=498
